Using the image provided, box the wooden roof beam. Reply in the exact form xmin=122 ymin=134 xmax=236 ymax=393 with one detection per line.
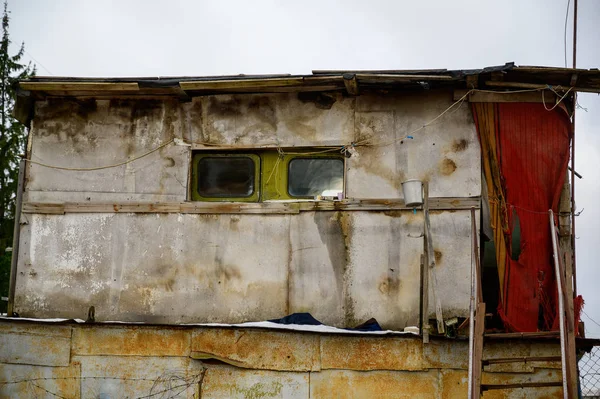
xmin=343 ymin=74 xmax=359 ymax=96
xmin=19 ymin=82 xmax=139 ymax=91
xmin=179 ymin=76 xmax=344 ymax=91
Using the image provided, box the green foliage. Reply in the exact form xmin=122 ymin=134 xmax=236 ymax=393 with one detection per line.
xmin=0 ymin=1 xmax=35 ymax=308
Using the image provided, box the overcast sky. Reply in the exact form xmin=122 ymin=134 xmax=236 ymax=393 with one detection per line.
xmin=10 ymin=0 xmax=600 ymax=336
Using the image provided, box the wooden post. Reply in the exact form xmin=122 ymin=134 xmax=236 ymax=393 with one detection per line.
xmin=469 ymin=207 xmax=485 ymax=399
xmin=423 ymin=182 xmax=444 ymax=334
xmin=7 ymin=160 xmax=26 ymax=317
xmin=420 ymin=254 xmax=429 ymax=343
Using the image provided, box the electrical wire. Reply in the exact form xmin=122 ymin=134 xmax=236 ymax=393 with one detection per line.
xmin=582 ymin=310 xmax=600 ymax=330
xmin=24 ymin=139 xmax=174 ymax=171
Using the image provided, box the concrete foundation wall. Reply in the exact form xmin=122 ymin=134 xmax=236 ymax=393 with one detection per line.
xmin=0 ymin=321 xmax=563 ymax=398
xmin=16 ymin=90 xmax=480 ymax=327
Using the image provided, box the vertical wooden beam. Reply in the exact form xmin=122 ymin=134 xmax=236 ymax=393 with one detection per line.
xmin=420 ymin=254 xmax=429 ymax=343
xmin=422 ymin=186 xmax=430 ymax=344
xmin=424 ymin=182 xmax=444 ymax=334
xmin=472 ymin=303 xmax=485 ymax=399
xmin=469 ymin=207 xmax=485 ymax=398
xmin=7 ymin=160 xmax=26 ymax=317
xmin=343 ymin=73 xmax=359 ymax=96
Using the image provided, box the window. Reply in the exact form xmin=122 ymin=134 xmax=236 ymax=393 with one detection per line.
xmin=191 ymin=154 xmax=260 ymax=202
xmin=288 ymin=158 xmax=344 ymax=197
xmin=191 ymin=150 xmax=344 ymax=202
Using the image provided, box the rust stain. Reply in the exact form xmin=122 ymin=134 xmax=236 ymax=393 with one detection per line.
xmin=311 ymin=369 xmax=439 ymax=398
xmin=320 ymin=336 xmax=424 ymax=371
xmin=297 ymin=92 xmax=337 ymax=109
xmin=452 ymin=138 xmax=469 ymax=152
xmin=208 ymin=96 xmax=243 ymax=118
xmin=439 ymin=158 xmax=457 ymax=175
xmin=434 ymin=249 xmax=443 ymax=265
xmin=284 ymin=118 xmax=317 ymax=139
xmin=378 ymin=273 xmax=400 ymax=296
xmin=72 ymin=325 xmax=190 ymax=356
xmin=191 ymin=329 xmax=319 ymax=371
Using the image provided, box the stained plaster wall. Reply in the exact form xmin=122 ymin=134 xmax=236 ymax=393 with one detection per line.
xmin=16 ymin=89 xmax=480 ymax=328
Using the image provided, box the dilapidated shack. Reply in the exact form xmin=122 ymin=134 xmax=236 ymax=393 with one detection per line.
xmin=2 ymin=63 xmax=600 ymax=398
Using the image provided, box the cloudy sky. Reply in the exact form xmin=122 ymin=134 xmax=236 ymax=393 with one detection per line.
xmin=10 ymin=0 xmax=600 ymax=336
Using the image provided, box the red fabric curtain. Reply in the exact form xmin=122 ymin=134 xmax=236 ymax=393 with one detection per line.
xmin=496 ymin=103 xmax=572 ymax=331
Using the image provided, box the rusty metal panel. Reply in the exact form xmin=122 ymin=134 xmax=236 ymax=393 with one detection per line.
xmin=320 ymin=335 xmax=424 ymax=371
xmin=0 ymin=361 xmax=80 ymax=399
xmin=310 ymin=369 xmax=439 ymax=399
xmin=439 ymin=369 xmax=468 ymax=399
xmin=72 ymin=325 xmax=190 ymax=357
xmin=201 ymin=364 xmax=309 ymax=399
xmin=481 ymin=368 xmax=563 ymax=399
xmin=191 ymin=329 xmax=320 ymax=372
xmin=483 ymin=341 xmax=562 ymax=373
xmin=423 ymin=339 xmax=469 ymax=370
xmin=0 ymin=322 xmax=71 ymax=367
xmin=76 ymin=355 xmax=203 ymax=399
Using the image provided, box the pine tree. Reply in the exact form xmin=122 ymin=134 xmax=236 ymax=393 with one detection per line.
xmin=0 ymin=0 xmax=35 ymax=311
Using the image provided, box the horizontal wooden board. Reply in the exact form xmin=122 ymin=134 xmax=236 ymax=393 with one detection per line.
xmin=20 ymin=82 xmax=140 ymax=91
xmin=454 ymin=89 xmax=558 ymax=103
xmin=22 ymin=197 xmax=480 ymax=215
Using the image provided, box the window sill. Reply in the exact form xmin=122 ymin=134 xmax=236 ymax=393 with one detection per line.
xmin=22 ymin=197 xmax=481 ymax=215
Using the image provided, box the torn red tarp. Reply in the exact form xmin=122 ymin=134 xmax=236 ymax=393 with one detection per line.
xmin=497 ymin=103 xmax=572 ymax=331
xmin=475 ymin=102 xmax=581 ymax=332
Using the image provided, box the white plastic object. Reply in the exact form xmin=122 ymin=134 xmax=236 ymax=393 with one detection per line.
xmin=401 ymin=179 xmax=424 ymax=207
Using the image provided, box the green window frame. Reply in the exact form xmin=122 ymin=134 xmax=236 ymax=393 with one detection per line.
xmin=191 ymin=150 xmax=345 ymax=202
xmin=191 ymin=153 xmax=260 ymax=202
xmin=261 ymin=152 xmax=345 ymax=200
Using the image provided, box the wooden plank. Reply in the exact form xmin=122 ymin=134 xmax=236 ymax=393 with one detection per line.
xmin=482 ymin=356 xmax=561 ymax=365
xmin=343 ymin=74 xmax=359 ymax=95
xmin=484 ymin=331 xmax=560 ymax=339
xmin=21 ymin=198 xmax=481 ymax=215
xmin=466 ymin=75 xmax=478 ymax=89
xmin=179 ymin=76 xmax=344 ymax=91
xmin=355 ymin=73 xmax=454 ymax=81
xmin=561 ymin=248 xmax=578 ymax=399
xmin=19 ymin=82 xmax=139 ymax=91
xmin=482 ymin=382 xmax=562 ymax=391
xmin=22 ymin=202 xmax=65 ymax=214
xmin=471 ymin=302 xmax=486 ymax=398
xmin=7 ymin=160 xmax=26 ymax=317
xmin=423 ymin=183 xmax=444 ymax=334
xmin=485 ymin=80 xmax=600 ymax=93
xmin=420 ymin=254 xmax=429 ymax=344
xmin=454 ymin=89 xmax=557 ymax=103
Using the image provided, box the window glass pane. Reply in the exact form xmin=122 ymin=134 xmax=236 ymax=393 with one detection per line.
xmin=197 ymin=157 xmax=255 ymax=197
xmin=288 ymin=158 xmax=344 ymax=197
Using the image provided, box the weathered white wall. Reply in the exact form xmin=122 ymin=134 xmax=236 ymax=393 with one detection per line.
xmin=16 ymin=90 xmax=480 ymax=328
